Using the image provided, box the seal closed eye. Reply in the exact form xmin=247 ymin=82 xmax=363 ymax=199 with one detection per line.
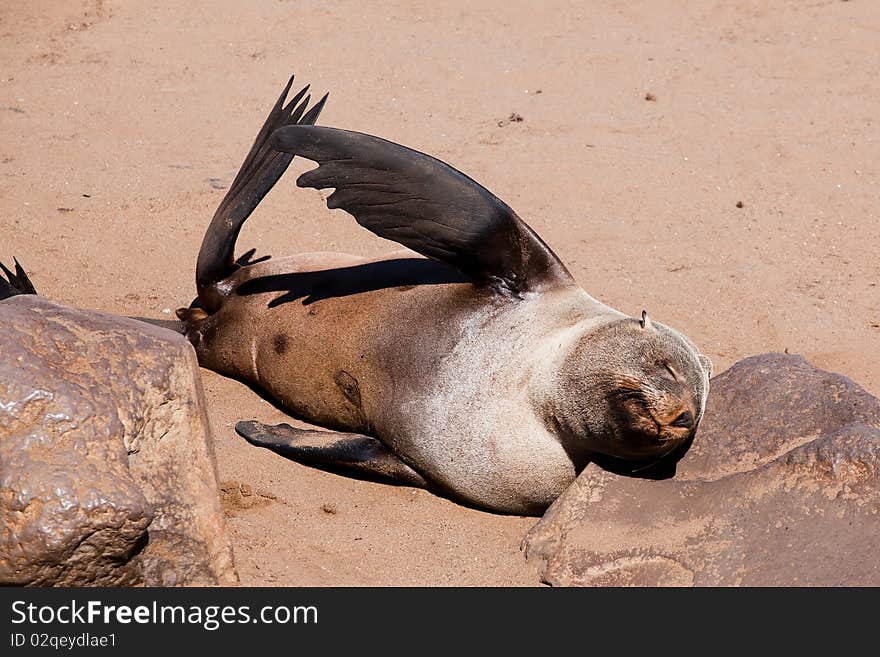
xmin=181 ymin=74 xmax=712 ymax=515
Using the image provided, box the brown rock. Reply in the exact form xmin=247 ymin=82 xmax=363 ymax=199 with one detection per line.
xmin=523 ymin=353 xmax=880 ymax=586
xmin=682 ymin=353 xmax=880 ymax=479
xmin=0 ymin=296 xmax=237 ymax=586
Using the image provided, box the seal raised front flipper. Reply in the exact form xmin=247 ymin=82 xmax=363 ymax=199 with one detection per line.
xmin=194 ymin=75 xmax=328 ymax=313
xmin=270 ymin=125 xmax=574 ymax=296
xmin=235 ymin=421 xmax=429 ymax=488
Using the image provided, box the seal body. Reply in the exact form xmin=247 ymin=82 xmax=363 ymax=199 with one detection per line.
xmin=182 ymin=75 xmax=712 ymax=514
xmin=190 ymin=252 xmax=624 ymax=512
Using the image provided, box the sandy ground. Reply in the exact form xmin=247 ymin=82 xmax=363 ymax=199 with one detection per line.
xmin=2 ymin=0 xmax=878 ymax=585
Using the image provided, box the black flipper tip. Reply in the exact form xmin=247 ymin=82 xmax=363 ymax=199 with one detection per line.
xmin=235 ymin=420 xmax=297 ymax=448
xmin=13 ymin=257 xmax=36 ymax=294
xmin=283 ymin=84 xmax=310 ymax=115
xmin=0 ymin=260 xmax=14 ymax=282
xmin=0 ymin=257 xmax=36 ymax=295
xmin=289 ymin=94 xmax=312 ymax=124
xmin=274 ymin=74 xmax=296 ymax=113
xmin=301 ymin=92 xmax=329 ymax=126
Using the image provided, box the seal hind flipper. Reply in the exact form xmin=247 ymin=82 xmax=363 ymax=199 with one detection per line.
xmin=236 ymin=420 xmax=428 ymax=488
xmin=0 ymin=257 xmax=37 ymax=300
xmin=195 ymin=75 xmax=328 ymax=312
xmin=270 ymin=126 xmax=574 ymax=296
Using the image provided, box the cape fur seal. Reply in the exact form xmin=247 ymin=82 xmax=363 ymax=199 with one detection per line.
xmin=180 ymin=75 xmax=712 ymax=514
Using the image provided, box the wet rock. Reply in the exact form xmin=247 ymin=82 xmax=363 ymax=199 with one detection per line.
xmin=523 ymin=353 xmax=880 ymax=586
xmin=0 ymin=296 xmax=237 ymax=586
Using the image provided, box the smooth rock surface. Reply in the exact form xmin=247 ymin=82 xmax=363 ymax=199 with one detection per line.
xmin=524 ymin=354 xmax=880 ymax=586
xmin=0 ymin=296 xmax=237 ymax=586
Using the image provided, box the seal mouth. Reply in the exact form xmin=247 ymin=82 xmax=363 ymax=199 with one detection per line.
xmin=611 ymin=436 xmax=683 ymax=461
xmin=601 ymin=417 xmax=694 ymax=461
xmin=627 ymin=438 xmax=686 ymax=473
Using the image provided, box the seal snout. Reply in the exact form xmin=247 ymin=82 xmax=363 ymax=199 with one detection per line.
xmin=601 ymin=377 xmax=699 ymax=460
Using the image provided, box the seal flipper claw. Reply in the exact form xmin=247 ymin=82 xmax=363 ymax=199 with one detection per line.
xmin=235 ymin=421 xmax=428 ymax=488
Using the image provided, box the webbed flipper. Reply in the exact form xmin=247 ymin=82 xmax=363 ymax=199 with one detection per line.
xmin=195 ymin=75 xmax=328 ymax=312
xmin=270 ymin=125 xmax=575 ymax=297
xmin=236 ymin=420 xmax=428 ymax=488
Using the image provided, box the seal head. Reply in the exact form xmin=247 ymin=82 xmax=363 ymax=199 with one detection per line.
xmin=548 ymin=312 xmax=712 ymax=463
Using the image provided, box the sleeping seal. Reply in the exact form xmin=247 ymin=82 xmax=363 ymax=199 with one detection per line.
xmin=180 ymin=75 xmax=712 ymax=515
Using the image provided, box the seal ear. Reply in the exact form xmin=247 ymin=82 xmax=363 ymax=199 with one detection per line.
xmin=639 ymin=310 xmax=653 ymax=330
xmin=699 ymin=354 xmax=713 ymax=378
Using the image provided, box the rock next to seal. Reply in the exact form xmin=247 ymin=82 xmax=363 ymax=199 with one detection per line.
xmin=523 ymin=354 xmax=880 ymax=586
xmin=0 ymin=296 xmax=237 ymax=586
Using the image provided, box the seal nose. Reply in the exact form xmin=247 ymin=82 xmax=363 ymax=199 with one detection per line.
xmin=669 ymin=410 xmax=693 ymax=429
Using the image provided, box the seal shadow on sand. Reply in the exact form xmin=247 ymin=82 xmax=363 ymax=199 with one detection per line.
xmin=234 ymin=257 xmax=470 ymax=307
